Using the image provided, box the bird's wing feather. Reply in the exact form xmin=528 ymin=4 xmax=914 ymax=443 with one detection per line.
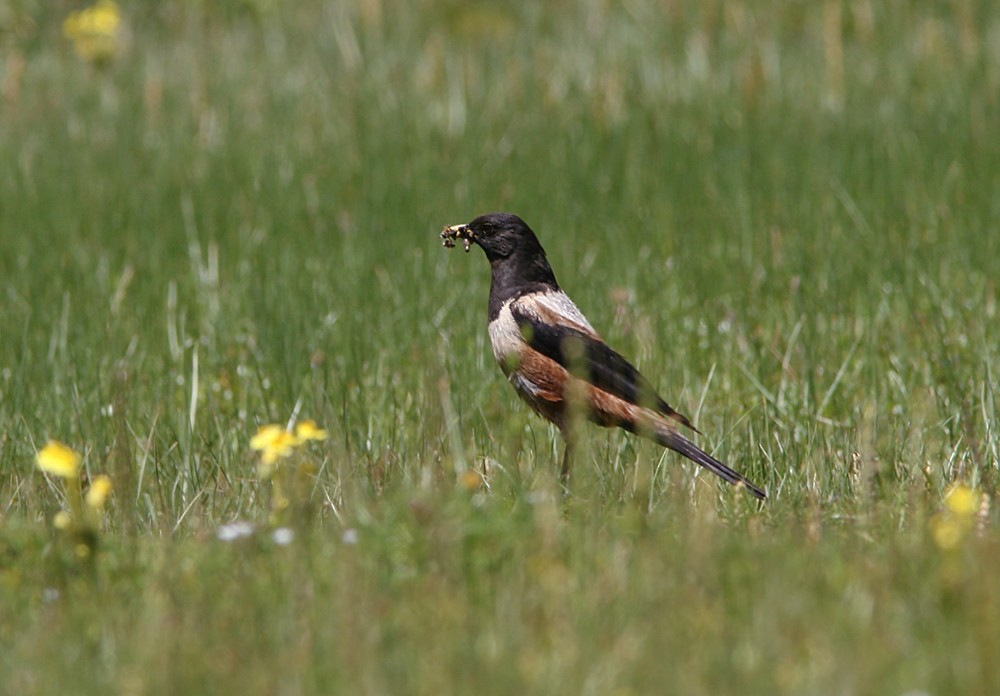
xmin=510 ymin=296 xmax=698 ymax=432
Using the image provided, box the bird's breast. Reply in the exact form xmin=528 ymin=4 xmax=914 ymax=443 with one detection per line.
xmin=487 ymin=301 xmax=525 ymax=375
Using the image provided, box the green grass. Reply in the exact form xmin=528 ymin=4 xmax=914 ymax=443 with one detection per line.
xmin=1 ymin=0 xmax=999 ymax=693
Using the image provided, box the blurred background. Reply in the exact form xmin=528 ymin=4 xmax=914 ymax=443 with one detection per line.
xmin=1 ymin=2 xmax=998 ymax=692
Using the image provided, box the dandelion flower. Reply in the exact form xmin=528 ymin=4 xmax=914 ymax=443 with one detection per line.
xmin=85 ymin=475 xmax=113 ymax=510
xmin=945 ymin=484 xmax=978 ymax=518
xmin=295 ymin=419 xmax=328 ymax=442
xmin=459 ymin=470 xmax=483 ymax=491
xmin=250 ymin=423 xmax=284 ymax=450
xmin=250 ymin=424 xmax=299 ymax=465
xmin=62 ymin=0 xmax=123 ymax=64
xmin=930 ymin=483 xmax=982 ymax=551
xmin=930 ymin=515 xmax=965 ymax=551
xmin=36 ymin=441 xmax=82 ymax=479
xmin=53 ymin=511 xmax=73 ymax=530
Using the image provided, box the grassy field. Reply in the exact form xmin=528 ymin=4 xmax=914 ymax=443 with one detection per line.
xmin=2 ymin=0 xmax=999 ymax=693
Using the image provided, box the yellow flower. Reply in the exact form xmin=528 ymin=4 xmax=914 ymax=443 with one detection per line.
xmin=930 ymin=483 xmax=983 ymax=551
xmin=63 ymin=0 xmax=122 ymax=64
xmin=930 ymin=514 xmax=966 ymax=551
xmin=36 ymin=441 xmax=82 ymax=479
xmin=85 ymin=475 xmax=113 ymax=510
xmin=945 ymin=484 xmax=979 ymax=518
xmin=250 ymin=424 xmax=299 ymax=465
xmin=295 ymin=419 xmax=328 ymax=442
xmin=53 ymin=511 xmax=73 ymax=530
xmin=251 ymin=417 xmax=327 ymax=482
xmin=459 ymin=470 xmax=483 ymax=491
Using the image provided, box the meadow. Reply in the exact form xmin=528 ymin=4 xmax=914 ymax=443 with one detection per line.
xmin=1 ymin=0 xmax=998 ymax=693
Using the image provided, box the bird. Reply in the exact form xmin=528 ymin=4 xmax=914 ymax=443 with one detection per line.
xmin=441 ymin=212 xmax=766 ymax=500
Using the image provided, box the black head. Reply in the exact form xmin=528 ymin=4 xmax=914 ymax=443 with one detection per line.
xmin=442 ymin=212 xmax=560 ymax=314
xmin=461 ymin=212 xmax=544 ymax=264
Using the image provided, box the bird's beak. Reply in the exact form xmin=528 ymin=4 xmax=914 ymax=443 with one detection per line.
xmin=441 ymin=223 xmax=474 ymax=252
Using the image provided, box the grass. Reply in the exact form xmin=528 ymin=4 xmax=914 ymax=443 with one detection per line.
xmin=1 ymin=0 xmax=999 ymax=693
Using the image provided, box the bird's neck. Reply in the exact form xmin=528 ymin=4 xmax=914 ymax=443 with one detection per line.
xmin=487 ymin=253 xmax=559 ymax=321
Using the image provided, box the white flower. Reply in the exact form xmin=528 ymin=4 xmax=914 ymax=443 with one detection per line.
xmin=216 ymin=521 xmax=256 ymax=542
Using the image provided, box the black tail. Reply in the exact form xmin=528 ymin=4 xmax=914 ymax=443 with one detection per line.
xmin=657 ymin=430 xmax=767 ymax=500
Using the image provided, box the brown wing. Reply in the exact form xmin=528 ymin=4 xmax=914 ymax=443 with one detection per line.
xmin=509 ymin=300 xmax=698 ymax=433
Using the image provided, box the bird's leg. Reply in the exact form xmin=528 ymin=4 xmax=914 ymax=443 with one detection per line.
xmin=558 ymin=377 xmax=591 ymax=494
xmin=560 ymin=439 xmax=574 ymax=492
xmin=558 ymin=422 xmax=577 ymax=495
